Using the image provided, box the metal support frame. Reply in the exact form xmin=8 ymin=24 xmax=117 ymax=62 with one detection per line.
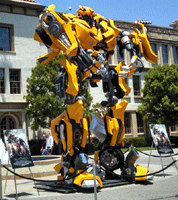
xmin=4 ymin=163 xmax=40 ymax=199
xmin=93 ymin=161 xmax=98 ymax=200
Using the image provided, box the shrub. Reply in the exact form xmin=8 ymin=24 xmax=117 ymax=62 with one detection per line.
xmin=89 ymin=137 xmax=102 ymax=151
xmin=123 ymin=137 xmax=147 ymax=148
xmin=29 ymin=139 xmax=43 ymax=155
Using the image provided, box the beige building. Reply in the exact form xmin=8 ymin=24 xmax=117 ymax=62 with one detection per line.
xmin=90 ymin=20 xmax=178 ymax=138
xmin=0 ymin=0 xmax=46 ymax=140
xmin=0 ymin=0 xmax=178 ymax=140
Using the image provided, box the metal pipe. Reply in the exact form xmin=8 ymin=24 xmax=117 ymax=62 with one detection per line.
xmin=93 ymin=161 xmax=98 ymax=200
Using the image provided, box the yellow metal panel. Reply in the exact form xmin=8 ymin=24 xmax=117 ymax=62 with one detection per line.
xmin=51 ymin=110 xmax=68 ymax=144
xmin=81 ymin=118 xmax=89 ymax=148
xmin=111 ymin=100 xmax=128 ymax=121
xmin=69 ymin=167 xmax=75 ymax=174
xmin=59 ymin=58 xmax=79 ymax=96
xmin=115 ymin=62 xmax=131 ymax=95
xmin=54 ymin=162 xmax=64 ymax=174
xmin=111 ymin=100 xmax=128 ymax=146
xmin=137 ymin=23 xmax=157 ymax=64
xmin=46 ymin=4 xmax=56 ymax=12
xmin=94 ymin=151 xmax=99 ymax=164
xmin=108 ymin=19 xmax=121 ymax=36
xmin=135 ymin=165 xmax=149 ymax=181
xmin=73 ymin=170 xmax=103 ymax=187
xmin=67 ymin=100 xmax=84 ymax=123
xmin=110 ymin=118 xmax=119 ymax=147
xmin=117 ymin=122 xmax=125 ymax=146
xmin=57 ymin=175 xmax=64 ymax=185
xmin=36 ymin=50 xmax=60 ymax=65
xmin=65 ymin=120 xmax=74 ymax=156
xmin=106 ymin=115 xmax=114 ymax=135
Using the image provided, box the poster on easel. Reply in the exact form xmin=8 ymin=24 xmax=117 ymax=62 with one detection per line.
xmin=149 ymin=124 xmax=173 ymax=154
xmin=3 ymin=129 xmax=34 ymax=169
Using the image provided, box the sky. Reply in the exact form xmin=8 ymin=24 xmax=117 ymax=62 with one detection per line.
xmin=36 ymin=0 xmax=178 ymax=28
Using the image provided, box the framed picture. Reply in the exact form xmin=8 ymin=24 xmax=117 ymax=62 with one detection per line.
xmin=149 ymin=124 xmax=173 ymax=154
xmin=3 ymin=129 xmax=34 ymax=169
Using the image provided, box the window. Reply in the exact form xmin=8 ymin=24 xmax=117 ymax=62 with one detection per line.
xmin=171 ymin=125 xmax=176 ymax=132
xmin=116 ymin=45 xmax=124 ymax=64
xmin=0 ymin=24 xmax=14 ymax=51
xmin=9 ymin=69 xmax=21 ymax=94
xmin=0 ymin=68 xmax=5 ymax=93
xmin=162 ymin=45 xmax=168 ymax=65
xmin=172 ymin=46 xmax=178 ymax=65
xmin=0 ymin=116 xmax=15 ymax=138
xmin=124 ymin=112 xmax=131 ymax=134
xmin=133 ymin=76 xmax=141 ymax=96
xmin=151 ymin=43 xmax=157 ymax=67
xmin=137 ymin=113 xmax=144 ymax=133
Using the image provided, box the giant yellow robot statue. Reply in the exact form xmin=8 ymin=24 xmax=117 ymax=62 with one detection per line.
xmin=34 ymin=4 xmax=157 ymax=188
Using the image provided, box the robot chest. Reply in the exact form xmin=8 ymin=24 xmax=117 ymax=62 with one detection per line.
xmin=75 ymin=24 xmax=100 ymax=50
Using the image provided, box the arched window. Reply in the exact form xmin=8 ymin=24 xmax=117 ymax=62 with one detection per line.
xmin=0 ymin=116 xmax=16 ymax=138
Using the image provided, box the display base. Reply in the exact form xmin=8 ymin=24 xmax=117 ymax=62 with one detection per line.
xmin=34 ymin=178 xmax=133 ymax=193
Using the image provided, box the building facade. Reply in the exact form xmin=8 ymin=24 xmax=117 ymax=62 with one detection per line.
xmin=0 ymin=0 xmax=178 ymax=140
xmin=0 ymin=0 xmax=47 ymax=140
xmin=90 ymin=20 xmax=178 ymax=138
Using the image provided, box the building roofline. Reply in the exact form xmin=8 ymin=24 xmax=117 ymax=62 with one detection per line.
xmin=0 ymin=0 xmax=45 ymax=10
xmin=114 ymin=19 xmax=178 ymax=36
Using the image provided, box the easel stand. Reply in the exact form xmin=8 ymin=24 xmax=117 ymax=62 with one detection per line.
xmin=147 ymin=142 xmax=178 ymax=177
xmin=4 ymin=164 xmax=40 ymax=200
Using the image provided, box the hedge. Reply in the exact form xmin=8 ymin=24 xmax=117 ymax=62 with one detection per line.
xmin=89 ymin=136 xmax=152 ymax=150
xmin=123 ymin=137 xmax=152 ymax=148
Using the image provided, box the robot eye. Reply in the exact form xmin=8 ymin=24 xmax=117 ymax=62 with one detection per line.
xmin=82 ymin=8 xmax=86 ymax=11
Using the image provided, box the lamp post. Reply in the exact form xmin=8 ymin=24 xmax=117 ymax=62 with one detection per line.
xmin=66 ymin=6 xmax=72 ymax=13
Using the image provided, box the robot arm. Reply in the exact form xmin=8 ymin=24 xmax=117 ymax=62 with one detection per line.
xmin=117 ymin=30 xmax=144 ymax=73
xmin=117 ymin=22 xmax=157 ymax=74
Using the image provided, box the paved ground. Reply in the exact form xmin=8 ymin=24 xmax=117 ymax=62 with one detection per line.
xmin=1 ymin=149 xmax=178 ymax=200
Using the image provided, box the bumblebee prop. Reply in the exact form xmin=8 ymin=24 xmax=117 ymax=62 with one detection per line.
xmin=34 ymin=4 xmax=157 ymax=188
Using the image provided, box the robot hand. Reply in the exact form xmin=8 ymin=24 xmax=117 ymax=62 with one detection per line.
xmin=119 ymin=66 xmax=131 ymax=78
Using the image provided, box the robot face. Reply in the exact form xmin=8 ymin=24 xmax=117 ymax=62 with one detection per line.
xmin=40 ymin=12 xmax=62 ymax=37
xmin=77 ymin=6 xmax=95 ymax=18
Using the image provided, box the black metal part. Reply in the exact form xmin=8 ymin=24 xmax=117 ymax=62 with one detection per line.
xmin=99 ymin=146 xmax=124 ymax=171
xmin=34 ymin=178 xmax=132 ymax=193
xmin=48 ymin=21 xmax=62 ymax=36
xmin=74 ymin=46 xmax=93 ymax=72
xmin=35 ymin=26 xmax=53 ymax=47
xmin=122 ymin=149 xmax=139 ymax=179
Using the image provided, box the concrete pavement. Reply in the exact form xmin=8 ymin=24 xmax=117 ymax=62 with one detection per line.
xmin=1 ymin=148 xmax=178 ymax=200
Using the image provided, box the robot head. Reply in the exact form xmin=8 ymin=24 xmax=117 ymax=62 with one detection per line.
xmin=77 ymin=5 xmax=95 ymax=18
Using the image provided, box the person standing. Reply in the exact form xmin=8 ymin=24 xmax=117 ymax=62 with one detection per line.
xmin=41 ymin=134 xmax=47 ymax=155
xmin=45 ymin=131 xmax=54 ymax=155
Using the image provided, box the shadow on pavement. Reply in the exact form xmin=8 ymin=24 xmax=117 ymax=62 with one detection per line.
xmin=5 ymin=192 xmax=33 ymax=198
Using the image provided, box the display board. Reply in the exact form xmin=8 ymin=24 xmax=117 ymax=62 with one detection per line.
xmin=149 ymin=124 xmax=173 ymax=154
xmin=3 ymin=129 xmax=34 ymax=169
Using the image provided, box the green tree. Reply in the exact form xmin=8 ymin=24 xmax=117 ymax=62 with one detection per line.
xmin=82 ymin=82 xmax=93 ymax=118
xmin=25 ymin=54 xmax=66 ymax=130
xmin=25 ymin=54 xmax=93 ymax=130
xmin=91 ymin=102 xmax=109 ymax=117
xmin=137 ymin=64 xmax=178 ymax=133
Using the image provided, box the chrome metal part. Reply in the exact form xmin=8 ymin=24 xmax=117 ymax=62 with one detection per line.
xmin=58 ymin=32 xmax=71 ymax=48
xmin=41 ymin=12 xmax=56 ymax=29
xmin=89 ymin=114 xmax=107 ymax=143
